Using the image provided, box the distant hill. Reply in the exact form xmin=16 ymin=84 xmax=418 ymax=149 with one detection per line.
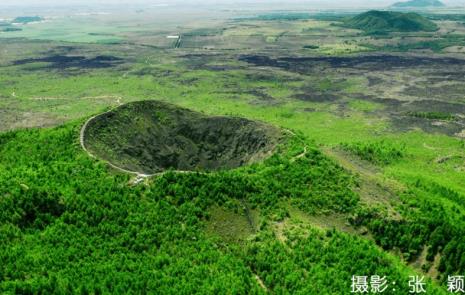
xmin=12 ymin=16 xmax=43 ymax=24
xmin=344 ymin=10 xmax=438 ymax=34
xmin=391 ymin=0 xmax=445 ymax=8
xmin=2 ymin=27 xmax=22 ymax=32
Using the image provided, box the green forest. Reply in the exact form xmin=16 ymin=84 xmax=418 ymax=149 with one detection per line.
xmin=0 ymin=121 xmax=456 ymax=294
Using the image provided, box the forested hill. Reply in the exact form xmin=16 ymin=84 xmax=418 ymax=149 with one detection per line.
xmin=344 ymin=10 xmax=438 ymax=34
xmin=0 ymin=121 xmax=451 ymax=294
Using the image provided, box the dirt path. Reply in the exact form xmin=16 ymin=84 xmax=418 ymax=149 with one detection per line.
xmin=423 ymin=143 xmax=437 ymax=150
xmin=283 ymin=129 xmax=309 ymax=162
xmin=254 ymin=274 xmax=268 ymax=292
xmin=292 ymin=146 xmax=308 ymax=162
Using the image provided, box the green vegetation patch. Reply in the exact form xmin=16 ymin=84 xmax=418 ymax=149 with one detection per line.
xmin=406 ymin=111 xmax=456 ymax=121
xmin=83 ymin=100 xmax=283 ymax=174
xmin=205 ymin=205 xmax=256 ymax=243
xmin=303 ymin=45 xmax=320 ymax=49
xmin=12 ymin=16 xmax=43 ymax=24
xmin=349 ymin=99 xmax=385 ymax=112
xmin=0 ymin=120 xmax=375 ymax=293
xmin=245 ymin=227 xmax=442 ymax=294
xmin=340 ymin=140 xmax=406 ymax=166
xmin=2 ymin=27 xmax=22 ymax=32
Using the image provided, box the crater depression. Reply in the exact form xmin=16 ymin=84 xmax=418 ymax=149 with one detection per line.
xmin=82 ymin=100 xmax=283 ymax=174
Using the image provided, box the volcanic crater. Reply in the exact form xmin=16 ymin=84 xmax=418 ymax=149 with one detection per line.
xmin=82 ymin=100 xmax=282 ymax=174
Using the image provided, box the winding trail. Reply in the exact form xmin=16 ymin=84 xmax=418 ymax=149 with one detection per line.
xmin=254 ymin=274 xmax=269 ymax=292
xmin=283 ymin=129 xmax=309 ymax=162
xmin=292 ymin=146 xmax=308 ymax=162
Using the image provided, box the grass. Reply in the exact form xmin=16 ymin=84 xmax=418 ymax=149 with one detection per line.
xmin=0 ymin=21 xmax=124 ymax=43
xmin=205 ymin=205 xmax=257 ymax=243
xmin=348 ymin=99 xmax=385 ymax=112
xmin=386 ymin=131 xmax=465 ymax=196
xmin=406 ymin=111 xmax=456 ymax=121
xmin=317 ymin=43 xmax=372 ymax=55
xmin=340 ymin=140 xmax=406 ymax=166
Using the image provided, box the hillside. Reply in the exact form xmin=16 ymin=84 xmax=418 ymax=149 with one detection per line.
xmin=344 ymin=10 xmax=438 ymax=34
xmin=391 ymin=0 xmax=445 ymax=8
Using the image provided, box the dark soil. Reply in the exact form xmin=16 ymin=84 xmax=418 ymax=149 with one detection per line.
xmin=340 ymin=93 xmax=465 ymax=135
xmin=292 ymin=92 xmax=340 ymax=102
xmin=292 ymin=78 xmax=348 ymax=103
xmin=406 ymin=100 xmax=465 ymax=114
xmin=13 ymin=54 xmax=123 ymax=70
xmin=367 ymin=76 xmax=384 ymax=87
xmin=403 ymin=84 xmax=465 ymax=101
xmin=240 ymin=53 xmax=465 ymax=136
xmin=239 ymin=54 xmax=465 ymax=73
xmin=84 ymin=100 xmax=282 ymax=174
xmin=390 ymin=115 xmax=464 ymax=136
xmin=244 ymin=72 xmax=301 ymax=83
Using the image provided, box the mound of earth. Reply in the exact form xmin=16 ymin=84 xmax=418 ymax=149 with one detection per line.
xmin=83 ymin=100 xmax=283 ymax=174
xmin=344 ymin=10 xmax=438 ymax=34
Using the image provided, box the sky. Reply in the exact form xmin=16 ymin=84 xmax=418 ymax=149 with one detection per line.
xmin=0 ymin=0 xmax=463 ymax=7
